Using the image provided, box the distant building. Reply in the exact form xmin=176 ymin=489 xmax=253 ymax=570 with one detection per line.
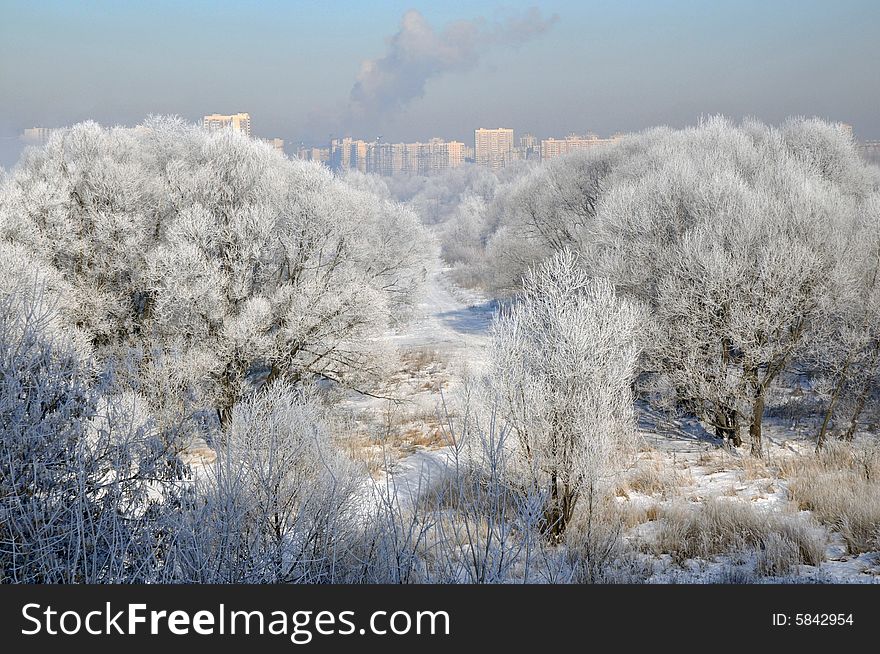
xmin=418 ymin=138 xmax=465 ymax=174
xmin=296 ymin=145 xmax=330 ymax=165
xmin=365 ymin=142 xmax=397 ymax=176
xmin=540 ymin=132 xmax=620 ymax=161
xmin=203 ymin=113 xmax=251 ymax=137
xmin=516 ymin=133 xmax=540 ymax=161
xmin=353 ymin=139 xmax=368 ymax=172
xmin=861 ymin=140 xmax=880 ymax=166
xmin=519 ymin=133 xmax=538 ymax=149
xmin=261 ymin=137 xmax=285 ymax=154
xmin=330 ymin=137 xmax=370 ymax=172
xmin=330 ymin=137 xmax=465 ymax=176
xmin=20 ymin=127 xmax=55 ymax=144
xmin=475 ymin=128 xmax=514 ymax=170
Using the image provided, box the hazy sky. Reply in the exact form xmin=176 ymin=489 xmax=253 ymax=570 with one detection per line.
xmin=2 ymin=0 xmax=879 ymax=165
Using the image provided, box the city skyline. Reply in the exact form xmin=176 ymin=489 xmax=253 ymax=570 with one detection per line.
xmin=14 ymin=114 xmax=874 ymax=175
xmin=2 ymin=1 xmax=880 ymax=167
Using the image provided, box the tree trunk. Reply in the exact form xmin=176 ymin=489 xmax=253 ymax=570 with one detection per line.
xmin=217 ymin=404 xmax=234 ymax=428
xmin=842 ymin=385 xmax=869 ymax=441
xmin=842 ymin=341 xmax=879 ymax=441
xmin=265 ymin=363 xmax=282 ymax=387
xmin=749 ymin=385 xmax=765 ymax=458
xmin=817 ymin=347 xmax=857 ymax=452
xmin=714 ymin=405 xmax=741 ymax=447
xmin=545 ymin=469 xmax=567 ymax=543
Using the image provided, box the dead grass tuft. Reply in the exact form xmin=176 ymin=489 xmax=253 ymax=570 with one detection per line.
xmin=654 ymin=498 xmax=826 ymax=573
xmin=618 ymin=501 xmax=661 ymax=529
xmin=783 ymin=441 xmax=880 ymax=554
xmin=564 ymin=499 xmax=655 ymax=583
xmin=399 ymin=348 xmax=443 ymax=376
xmin=617 ymin=454 xmax=690 ymax=499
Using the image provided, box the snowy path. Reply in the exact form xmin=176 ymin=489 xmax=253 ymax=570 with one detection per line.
xmin=353 ymin=255 xmax=495 ymax=510
xmin=387 ymin=261 xmax=496 ymax=359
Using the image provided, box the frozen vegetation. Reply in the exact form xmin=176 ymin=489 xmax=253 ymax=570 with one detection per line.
xmin=2 ymin=116 xmax=879 ymax=583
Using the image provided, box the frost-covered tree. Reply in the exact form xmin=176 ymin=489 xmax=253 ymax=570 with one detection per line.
xmin=385 ymin=163 xmax=501 ymax=225
xmin=484 ymin=148 xmax=615 ymax=293
xmin=0 ymin=118 xmax=429 ymax=423
xmin=812 ymin=193 xmax=880 ymax=448
xmin=463 ymin=117 xmax=877 ymax=456
xmin=490 ymin=251 xmax=642 ymax=539
xmin=593 ymin=117 xmax=872 ymax=455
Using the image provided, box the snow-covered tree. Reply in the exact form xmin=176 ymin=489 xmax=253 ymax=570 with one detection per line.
xmin=489 ymin=251 xmax=642 ymax=539
xmin=0 ymin=118 xmax=430 ymax=423
xmin=464 ymin=117 xmax=877 ymax=456
xmin=593 ymin=117 xmax=871 ymax=455
xmin=484 ymin=148 xmax=616 ymax=294
xmin=812 ymin=193 xmax=880 ymax=448
xmin=167 ymin=381 xmax=362 ymax=583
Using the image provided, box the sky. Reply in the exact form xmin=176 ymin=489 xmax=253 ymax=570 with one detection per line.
xmin=1 ymin=0 xmax=879 ymax=166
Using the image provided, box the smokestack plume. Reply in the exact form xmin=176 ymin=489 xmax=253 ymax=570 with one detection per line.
xmin=346 ymin=8 xmax=557 ymax=124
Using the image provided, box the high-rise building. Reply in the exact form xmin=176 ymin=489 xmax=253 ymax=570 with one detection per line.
xmin=353 ymin=139 xmax=368 ymax=173
xmin=475 ymin=128 xmax=514 ymax=170
xmin=540 ymin=132 xmax=620 ymax=160
xmin=519 ymin=133 xmax=537 ymax=149
xmin=329 ymin=137 xmax=346 ymax=170
xmin=418 ymin=138 xmax=465 ymax=174
xmin=365 ymin=142 xmax=397 ymax=176
xmin=861 ymin=140 xmax=880 ymax=166
xmin=330 ymin=137 xmax=370 ymax=172
xmin=203 ymin=113 xmax=251 ymax=137
xmin=334 ymin=137 xmax=465 ymax=176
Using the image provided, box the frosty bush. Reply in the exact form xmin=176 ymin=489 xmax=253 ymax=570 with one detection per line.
xmin=0 ymin=286 xmax=182 ymax=583
xmin=164 ymin=381 xmax=363 ymax=583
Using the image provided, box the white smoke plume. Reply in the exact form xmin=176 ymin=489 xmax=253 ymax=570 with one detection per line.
xmin=347 ymin=8 xmax=558 ymax=122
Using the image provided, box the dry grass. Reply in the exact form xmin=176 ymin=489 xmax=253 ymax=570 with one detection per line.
xmin=337 ymin=432 xmax=386 ymax=477
xmin=338 ymin=408 xmax=448 ymax=476
xmin=756 ymin=532 xmax=811 ymax=577
xmin=783 ymin=441 xmax=880 ymax=554
xmin=654 ymin=498 xmax=826 ymax=574
xmin=564 ymin=499 xmax=657 ymax=583
xmin=617 ymin=500 xmax=661 ymax=529
xmin=617 ymin=453 xmax=691 ymax=499
xmin=397 ymin=423 xmax=445 ymax=449
xmin=397 ymin=348 xmax=445 ymax=379
xmin=333 ymin=346 xmax=453 ymax=471
xmin=741 ymin=456 xmax=778 ymax=481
